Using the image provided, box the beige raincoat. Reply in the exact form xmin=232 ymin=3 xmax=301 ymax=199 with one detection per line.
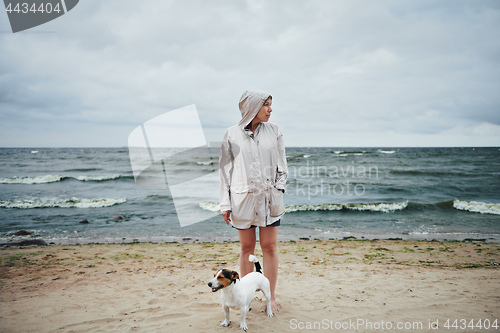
xmin=219 ymin=90 xmax=288 ymax=229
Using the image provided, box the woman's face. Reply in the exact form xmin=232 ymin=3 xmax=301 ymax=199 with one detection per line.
xmin=254 ymin=98 xmax=272 ymax=124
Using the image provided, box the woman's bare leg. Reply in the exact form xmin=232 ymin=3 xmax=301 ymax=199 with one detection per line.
xmin=259 ymin=226 xmax=280 ymax=312
xmin=238 ymin=228 xmax=257 ymax=277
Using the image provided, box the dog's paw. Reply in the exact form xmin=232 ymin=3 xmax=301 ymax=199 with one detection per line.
xmin=265 ymin=305 xmax=274 ymax=318
xmin=240 ymin=322 xmax=248 ymax=331
xmin=220 ymin=320 xmax=230 ymax=327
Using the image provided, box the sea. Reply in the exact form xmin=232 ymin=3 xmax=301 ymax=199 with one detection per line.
xmin=1 ymin=147 xmax=499 ymax=245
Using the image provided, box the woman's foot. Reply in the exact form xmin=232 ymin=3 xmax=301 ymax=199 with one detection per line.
xmin=271 ymin=299 xmax=280 ymax=313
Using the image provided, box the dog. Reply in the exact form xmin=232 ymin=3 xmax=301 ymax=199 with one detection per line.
xmin=208 ymin=255 xmax=273 ymax=331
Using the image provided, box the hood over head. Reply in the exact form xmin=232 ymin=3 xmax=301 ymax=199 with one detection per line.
xmin=238 ymin=90 xmax=272 ymax=128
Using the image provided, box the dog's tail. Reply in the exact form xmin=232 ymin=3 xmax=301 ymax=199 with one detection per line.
xmin=248 ymin=255 xmax=263 ymax=274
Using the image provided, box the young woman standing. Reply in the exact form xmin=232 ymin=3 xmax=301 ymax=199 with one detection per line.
xmin=219 ymin=90 xmax=287 ymax=312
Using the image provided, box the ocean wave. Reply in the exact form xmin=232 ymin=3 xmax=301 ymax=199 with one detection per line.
xmin=390 ymin=169 xmax=467 ymax=177
xmin=74 ymin=175 xmax=120 ymax=181
xmin=285 ymin=204 xmax=343 ymax=212
xmin=345 ymin=201 xmax=408 ymax=212
xmin=197 ymin=161 xmax=215 ymax=166
xmin=199 ymin=201 xmax=220 ymax=212
xmin=390 ymin=170 xmax=429 ymax=176
xmin=199 ymin=200 xmax=499 ymax=215
xmin=331 ymin=151 xmax=348 ymax=157
xmin=453 ymin=199 xmax=500 ymax=215
xmin=0 ymin=197 xmax=126 ymax=209
xmin=199 ymin=201 xmax=408 ymax=213
xmin=0 ymin=175 xmax=64 ymax=184
xmin=287 ymin=202 xmax=408 ymax=213
xmin=286 ymin=154 xmax=314 ymax=161
xmin=334 ymin=150 xmax=367 ymax=155
xmin=378 ymin=149 xmax=396 ymax=154
xmin=0 ymin=174 xmax=120 ymax=184
xmin=329 ymin=150 xmax=367 ymax=157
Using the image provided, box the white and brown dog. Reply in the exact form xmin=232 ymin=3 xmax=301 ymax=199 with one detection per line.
xmin=208 ymin=255 xmax=273 ymax=331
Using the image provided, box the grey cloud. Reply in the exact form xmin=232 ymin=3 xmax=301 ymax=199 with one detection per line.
xmin=0 ymin=0 xmax=499 ymax=147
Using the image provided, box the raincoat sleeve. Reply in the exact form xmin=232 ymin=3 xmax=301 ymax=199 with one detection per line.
xmin=275 ymin=127 xmax=288 ymax=192
xmin=219 ymin=130 xmax=232 ymax=212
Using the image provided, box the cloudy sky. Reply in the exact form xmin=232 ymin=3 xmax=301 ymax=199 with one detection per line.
xmin=1 ymin=0 xmax=499 ymax=147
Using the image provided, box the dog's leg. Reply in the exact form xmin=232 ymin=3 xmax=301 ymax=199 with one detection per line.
xmin=220 ymin=304 xmax=230 ymax=327
xmin=262 ymin=288 xmax=273 ymax=318
xmin=239 ymin=307 xmax=249 ymax=331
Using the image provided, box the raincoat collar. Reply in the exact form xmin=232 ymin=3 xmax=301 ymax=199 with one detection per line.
xmin=238 ymin=90 xmax=271 ymax=131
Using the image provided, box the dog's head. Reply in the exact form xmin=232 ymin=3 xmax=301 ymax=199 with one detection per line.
xmin=207 ymin=269 xmax=239 ymax=292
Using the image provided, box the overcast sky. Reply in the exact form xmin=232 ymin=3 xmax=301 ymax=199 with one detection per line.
xmin=1 ymin=0 xmax=499 ymax=147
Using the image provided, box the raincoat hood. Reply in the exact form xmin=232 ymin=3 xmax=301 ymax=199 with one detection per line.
xmin=238 ymin=90 xmax=271 ymax=128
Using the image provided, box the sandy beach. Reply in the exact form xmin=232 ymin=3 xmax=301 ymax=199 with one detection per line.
xmin=1 ymin=239 xmax=499 ymax=332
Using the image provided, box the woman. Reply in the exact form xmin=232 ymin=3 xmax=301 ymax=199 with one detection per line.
xmin=219 ymin=89 xmax=287 ymax=312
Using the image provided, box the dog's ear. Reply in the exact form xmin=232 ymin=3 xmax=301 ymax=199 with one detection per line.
xmin=231 ymin=271 xmax=240 ymax=281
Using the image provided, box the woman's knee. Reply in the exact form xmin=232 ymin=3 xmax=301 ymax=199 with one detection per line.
xmin=259 ymin=227 xmax=278 ymax=255
xmin=240 ymin=242 xmax=256 ymax=254
xmin=260 ymin=240 xmax=277 ymax=255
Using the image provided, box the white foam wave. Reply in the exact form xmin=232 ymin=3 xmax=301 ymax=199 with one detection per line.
xmin=197 ymin=161 xmax=215 ymax=166
xmin=199 ymin=201 xmax=220 ymax=212
xmin=303 ymin=154 xmax=312 ymax=158
xmin=198 ymin=201 xmax=407 ymax=213
xmin=0 ymin=175 xmax=65 ymax=184
xmin=0 ymin=174 xmax=120 ymax=184
xmin=75 ymin=175 xmax=120 ymax=181
xmin=345 ymin=201 xmax=408 ymax=213
xmin=199 ymin=202 xmax=344 ymax=213
xmin=0 ymin=197 xmax=126 ymax=209
xmin=453 ymin=199 xmax=500 ymax=215
xmin=285 ymin=204 xmax=343 ymax=212
xmin=378 ymin=149 xmax=396 ymax=154
xmin=288 ymin=202 xmax=407 ymax=213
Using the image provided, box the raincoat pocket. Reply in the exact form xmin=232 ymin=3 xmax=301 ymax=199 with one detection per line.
xmin=269 ymin=187 xmax=285 ymax=217
xmin=231 ymin=191 xmax=253 ymax=223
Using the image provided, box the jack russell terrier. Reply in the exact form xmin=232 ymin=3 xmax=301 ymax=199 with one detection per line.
xmin=208 ymin=255 xmax=273 ymax=331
